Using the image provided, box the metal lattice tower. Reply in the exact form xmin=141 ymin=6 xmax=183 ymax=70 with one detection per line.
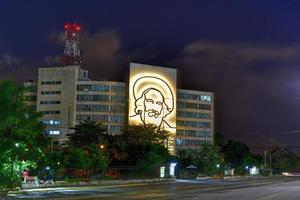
xmin=63 ymin=22 xmax=81 ymax=65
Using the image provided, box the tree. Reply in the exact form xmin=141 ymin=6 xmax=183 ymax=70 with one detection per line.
xmin=0 ymin=80 xmax=48 ymax=187
xmin=63 ymin=121 xmax=109 ymax=179
xmin=176 ymin=145 xmax=223 ymax=176
xmin=271 ymin=147 xmax=300 ymax=173
xmin=67 ymin=121 xmax=107 ymax=148
xmin=108 ymin=124 xmax=170 ymax=171
xmin=123 ymin=124 xmax=171 ymax=145
xmin=214 ymin=132 xmax=225 ymax=148
xmin=176 ymin=149 xmax=196 ymax=168
xmin=196 ymin=145 xmax=223 ymax=176
xmin=243 ymin=153 xmax=262 ymax=169
xmin=223 ymin=140 xmax=250 ymax=168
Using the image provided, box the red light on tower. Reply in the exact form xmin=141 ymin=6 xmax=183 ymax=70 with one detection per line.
xmin=64 ymin=22 xmax=71 ymax=30
xmin=63 ymin=22 xmax=81 ymax=65
xmin=73 ymin=23 xmax=81 ymax=32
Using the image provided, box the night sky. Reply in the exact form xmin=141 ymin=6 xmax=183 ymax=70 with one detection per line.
xmin=1 ymin=0 xmax=300 ymax=153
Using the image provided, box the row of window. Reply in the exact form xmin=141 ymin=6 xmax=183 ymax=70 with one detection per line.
xmin=177 ymin=130 xmax=211 ymax=137
xmin=76 ymin=104 xmax=124 ymax=113
xmin=76 ymin=114 xmax=124 ymax=123
xmin=176 ymin=139 xmax=211 ymax=146
xmin=42 ymin=111 xmax=60 ymax=114
xmin=41 ymin=81 xmax=62 ymax=85
xmin=177 ymin=102 xmax=211 ymax=110
xmin=77 ymin=95 xmax=125 ymax=103
xmin=42 ymin=120 xmax=61 ymax=125
xmin=41 ymin=91 xmax=61 ymax=95
xmin=48 ymin=130 xmax=60 ymax=135
xmin=178 ymin=93 xmax=212 ymax=102
xmin=177 ymin=120 xmax=211 ymax=128
xmin=177 ymin=111 xmax=211 ymax=119
xmin=77 ymin=84 xmax=125 ymax=92
xmin=77 ymin=114 xmax=108 ymax=122
xmin=24 ymin=85 xmax=37 ymax=92
xmin=40 ymin=100 xmax=61 ymax=105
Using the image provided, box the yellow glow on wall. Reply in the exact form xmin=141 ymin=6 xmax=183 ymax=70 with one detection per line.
xmin=129 ymin=63 xmax=177 ymax=153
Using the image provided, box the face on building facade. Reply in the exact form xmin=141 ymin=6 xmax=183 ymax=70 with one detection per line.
xmin=135 ymin=88 xmax=170 ymax=128
xmin=128 ymin=63 xmax=177 ymax=153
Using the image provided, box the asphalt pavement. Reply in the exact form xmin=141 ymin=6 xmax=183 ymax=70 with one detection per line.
xmin=3 ymin=177 xmax=300 ymax=200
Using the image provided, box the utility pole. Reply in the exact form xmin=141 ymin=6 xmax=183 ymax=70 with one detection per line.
xmin=264 ymin=149 xmax=267 ymax=169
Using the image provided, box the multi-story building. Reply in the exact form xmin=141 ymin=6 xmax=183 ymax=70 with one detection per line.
xmin=76 ymin=81 xmax=126 ymax=135
xmin=24 ymin=63 xmax=214 ymax=151
xmin=176 ymin=89 xmax=214 ymax=149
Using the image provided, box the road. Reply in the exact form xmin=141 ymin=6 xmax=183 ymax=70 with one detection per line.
xmin=4 ymin=177 xmax=300 ymax=200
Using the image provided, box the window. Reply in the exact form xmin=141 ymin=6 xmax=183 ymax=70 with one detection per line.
xmin=77 ymin=95 xmax=109 ymax=102
xmin=40 ymin=100 xmax=61 ymax=104
xmin=177 ymin=111 xmax=211 ymax=119
xmin=110 ymin=95 xmax=125 ymax=103
xmin=76 ymin=104 xmax=109 ymax=112
xmin=41 ymin=81 xmax=62 ymax=85
xmin=177 ymin=102 xmax=211 ymax=110
xmin=76 ymin=114 xmax=108 ymax=122
xmin=111 ymin=85 xmax=125 ymax=93
xmin=176 ymin=130 xmax=211 ymax=137
xmin=25 ymin=95 xmax=37 ymax=101
xmin=110 ymin=105 xmax=124 ymax=113
xmin=42 ymin=111 xmax=60 ymax=115
xmin=199 ymin=104 xmax=211 ymax=110
xmin=109 ymin=115 xmax=124 ymax=123
xmin=48 ymin=130 xmax=60 ymax=135
xmin=185 ymin=103 xmax=198 ymax=109
xmin=199 ymin=122 xmax=211 ymax=128
xmin=177 ymin=102 xmax=184 ymax=109
xmin=176 ymin=139 xmax=206 ymax=146
xmin=200 ymin=95 xmax=212 ymax=102
xmin=77 ymin=84 xmax=109 ymax=91
xmin=42 ymin=120 xmax=61 ymax=125
xmin=25 ymin=85 xmax=37 ymax=92
xmin=198 ymin=113 xmax=211 ymax=119
xmin=41 ymin=91 xmax=61 ymax=95
xmin=177 ymin=92 xmax=212 ymax=102
xmin=177 ymin=120 xmax=211 ymax=128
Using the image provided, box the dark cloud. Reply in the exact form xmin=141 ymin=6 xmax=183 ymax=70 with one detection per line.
xmin=0 ymin=53 xmax=37 ymax=83
xmin=45 ymin=55 xmax=62 ymax=66
xmin=80 ymin=30 xmax=121 ymax=80
xmin=45 ymin=29 xmax=123 ymax=81
xmin=174 ymin=40 xmax=300 ymax=152
xmin=0 ymin=53 xmax=20 ymax=69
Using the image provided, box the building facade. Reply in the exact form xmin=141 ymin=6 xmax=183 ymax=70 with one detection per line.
xmin=76 ymin=81 xmax=126 ymax=135
xmin=176 ymin=89 xmax=214 ymax=149
xmin=24 ymin=63 xmax=214 ymax=150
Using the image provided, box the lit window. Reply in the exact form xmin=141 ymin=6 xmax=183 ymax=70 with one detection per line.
xmin=48 ymin=130 xmax=60 ymax=135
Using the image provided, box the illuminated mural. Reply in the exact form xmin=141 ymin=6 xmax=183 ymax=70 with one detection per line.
xmin=131 ymin=76 xmax=174 ymax=128
xmin=129 ymin=63 xmax=177 ymax=153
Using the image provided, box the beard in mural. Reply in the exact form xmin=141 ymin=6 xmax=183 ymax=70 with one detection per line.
xmin=131 ymin=76 xmax=175 ymax=129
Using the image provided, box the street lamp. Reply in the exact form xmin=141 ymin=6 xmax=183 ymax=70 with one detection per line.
xmin=15 ymin=143 xmax=19 ymax=148
xmin=245 ymin=166 xmax=249 ymax=175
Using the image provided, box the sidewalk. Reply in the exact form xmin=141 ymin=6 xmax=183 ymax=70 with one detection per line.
xmin=42 ymin=177 xmax=175 ymax=188
xmin=5 ymin=177 xmax=175 ymax=196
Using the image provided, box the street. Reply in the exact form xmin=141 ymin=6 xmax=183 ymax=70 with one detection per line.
xmin=4 ymin=177 xmax=300 ymax=200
